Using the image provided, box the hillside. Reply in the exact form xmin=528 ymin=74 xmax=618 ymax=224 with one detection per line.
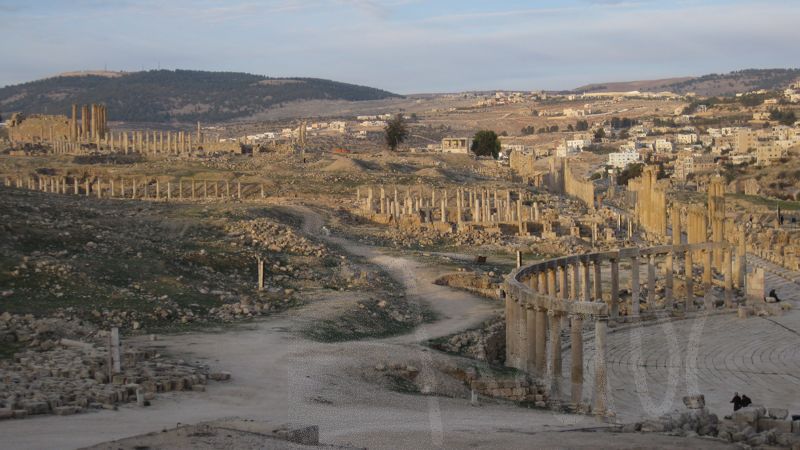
xmin=0 ymin=70 xmax=401 ymax=123
xmin=573 ymin=77 xmax=694 ymax=94
xmin=574 ymin=68 xmax=800 ymax=96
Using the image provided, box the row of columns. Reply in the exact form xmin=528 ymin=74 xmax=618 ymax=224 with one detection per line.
xmin=505 ymin=242 xmax=745 ymax=414
xmin=357 ymin=186 xmax=551 ymax=235
xmin=3 ymin=176 xmax=268 ymax=201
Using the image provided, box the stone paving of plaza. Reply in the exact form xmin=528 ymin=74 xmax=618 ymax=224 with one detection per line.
xmin=574 ymin=255 xmax=800 ymax=423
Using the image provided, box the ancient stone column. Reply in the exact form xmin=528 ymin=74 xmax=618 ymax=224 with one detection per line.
xmin=610 ymin=258 xmax=619 ymax=319
xmin=703 ymin=248 xmax=712 ymax=287
xmin=549 ymin=310 xmax=562 ymax=402
xmin=724 ymin=247 xmax=733 ymax=308
xmin=85 ymin=180 xmax=90 ymax=197
xmin=110 ymin=327 xmax=121 ymax=374
xmin=630 ymin=255 xmax=640 ymax=316
xmin=81 ymin=105 xmax=89 ymax=139
xmin=647 ymin=254 xmax=656 ymax=307
xmin=516 ymin=300 xmax=527 ymax=370
xmin=535 ymin=307 xmax=547 ymax=378
xmin=560 ymin=265 xmax=569 ymax=300
xmin=671 ymin=204 xmax=682 ymax=245
xmin=191 ymin=180 xmax=196 ymax=199
xmin=582 ymin=259 xmax=591 ymax=301
xmin=593 ymin=260 xmax=602 ymax=302
xmin=155 ymin=179 xmax=160 ymax=200
xmin=547 ymin=268 xmax=557 ymax=297
xmin=570 ymin=314 xmax=583 ymax=408
xmin=665 ymin=251 xmax=674 ymax=309
xmin=167 ymin=182 xmax=171 ymax=201
xmin=526 ymin=305 xmax=537 ymax=374
xmin=570 ymin=261 xmax=580 ymax=300
xmin=538 ymin=272 xmax=546 ymax=294
xmin=505 ymin=293 xmax=514 ymax=367
xmin=685 ymin=249 xmax=695 ymax=311
xmin=258 ymin=258 xmax=265 ymax=290
xmin=455 ymin=192 xmax=462 ymax=225
xmin=517 ymin=200 xmax=524 ymax=235
xmin=736 ymin=230 xmax=746 ymax=289
xmin=593 ymin=317 xmax=609 ymax=416
xmin=70 ymin=104 xmax=78 ymax=141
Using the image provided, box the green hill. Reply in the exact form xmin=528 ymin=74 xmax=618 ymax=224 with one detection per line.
xmin=574 ymin=68 xmax=800 ymax=97
xmin=0 ymin=70 xmax=401 ymax=123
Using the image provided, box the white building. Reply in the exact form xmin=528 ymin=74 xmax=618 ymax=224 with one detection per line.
xmin=607 ymin=150 xmax=640 ymax=169
xmin=441 ymin=137 xmax=473 ymax=154
xmin=654 ymin=139 xmax=673 ymax=153
xmin=676 ymin=133 xmax=698 ymax=144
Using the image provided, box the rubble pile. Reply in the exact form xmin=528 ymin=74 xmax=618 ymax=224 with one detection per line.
xmin=226 ymin=218 xmax=328 ymax=257
xmin=619 ymin=395 xmax=800 ymax=448
xmin=430 ymin=316 xmax=505 ymax=365
xmin=434 ymin=270 xmax=502 ymax=299
xmin=0 ymin=312 xmax=95 ymax=352
xmin=444 ymin=366 xmax=549 ymax=406
xmin=0 ymin=340 xmax=221 ymax=420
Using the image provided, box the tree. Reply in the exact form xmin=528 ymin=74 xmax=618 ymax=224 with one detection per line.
xmin=617 ymin=163 xmax=644 ymax=185
xmin=520 ymin=125 xmax=535 ymax=136
xmin=593 ymin=128 xmax=606 ymax=141
xmin=471 ymin=130 xmax=501 ymax=159
xmin=384 ymin=114 xmax=408 ymax=151
xmin=576 ymin=120 xmax=589 ymax=131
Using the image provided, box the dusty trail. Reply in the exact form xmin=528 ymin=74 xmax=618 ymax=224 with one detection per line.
xmin=0 ymin=206 xmax=736 ymax=449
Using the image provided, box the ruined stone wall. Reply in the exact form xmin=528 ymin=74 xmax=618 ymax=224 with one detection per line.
xmin=563 ymin=159 xmax=595 ymax=210
xmin=509 ymin=150 xmax=537 ymax=177
xmin=686 ymin=204 xmax=708 ymax=245
xmin=200 ymin=141 xmax=245 ymax=153
xmin=628 ymin=165 xmax=667 ymax=238
xmin=7 ymin=114 xmax=70 ymax=143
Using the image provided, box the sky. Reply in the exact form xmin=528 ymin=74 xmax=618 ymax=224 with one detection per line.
xmin=1 ymin=0 xmax=799 ymax=93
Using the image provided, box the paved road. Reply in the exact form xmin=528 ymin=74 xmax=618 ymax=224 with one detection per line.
xmin=575 ymin=255 xmax=800 ymax=422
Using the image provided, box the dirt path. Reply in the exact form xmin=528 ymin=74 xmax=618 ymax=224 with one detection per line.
xmin=0 ymin=207 xmax=735 ymax=449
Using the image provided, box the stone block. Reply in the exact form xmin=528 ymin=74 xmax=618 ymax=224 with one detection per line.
xmin=733 ymin=408 xmax=759 ymax=426
xmin=0 ymin=408 xmax=12 ymax=420
xmin=192 ymin=384 xmax=206 ymax=392
xmin=22 ymin=401 xmax=49 ymax=415
xmin=768 ymin=408 xmax=789 ymax=419
xmin=641 ymin=420 xmax=666 ymax=432
xmin=54 ymin=406 xmax=79 ymax=416
xmin=793 ymin=420 xmax=800 ymax=434
xmin=758 ymin=418 xmax=793 ymax=433
xmin=682 ymin=394 xmax=705 ymax=409
xmin=12 ymin=410 xmax=28 ymax=419
xmin=621 ymin=422 xmax=641 ymax=433
xmin=209 ymin=372 xmax=231 ymax=381
xmin=273 ymin=424 xmax=319 ymax=446
xmin=737 ymin=306 xmax=749 ymax=319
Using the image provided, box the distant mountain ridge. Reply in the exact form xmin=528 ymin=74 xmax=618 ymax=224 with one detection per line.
xmin=573 ymin=68 xmax=800 ymax=96
xmin=0 ymin=69 xmax=401 ymax=123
